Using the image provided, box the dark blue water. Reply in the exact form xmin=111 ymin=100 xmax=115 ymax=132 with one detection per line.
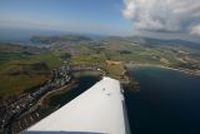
xmin=125 ymin=67 xmax=200 ymax=134
xmin=49 ymin=75 xmax=100 ymax=107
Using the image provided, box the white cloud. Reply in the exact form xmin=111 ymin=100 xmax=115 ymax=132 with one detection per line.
xmin=190 ymin=24 xmax=200 ymax=36
xmin=123 ymin=0 xmax=200 ymax=36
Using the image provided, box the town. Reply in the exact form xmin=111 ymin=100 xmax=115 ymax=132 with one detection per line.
xmin=0 ymin=65 xmax=71 ymax=133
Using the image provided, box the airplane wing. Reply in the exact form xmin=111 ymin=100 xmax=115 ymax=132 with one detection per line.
xmin=23 ymin=77 xmax=130 ymax=134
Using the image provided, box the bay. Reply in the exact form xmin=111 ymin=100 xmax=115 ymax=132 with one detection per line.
xmin=125 ymin=66 xmax=200 ymax=134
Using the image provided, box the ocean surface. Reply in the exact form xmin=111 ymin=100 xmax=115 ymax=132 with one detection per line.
xmin=125 ymin=66 xmax=200 ymax=134
xmin=47 ymin=68 xmax=200 ymax=134
xmin=48 ymin=75 xmax=100 ymax=107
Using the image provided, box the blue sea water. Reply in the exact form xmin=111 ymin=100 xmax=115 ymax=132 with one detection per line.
xmin=125 ymin=67 xmax=200 ymax=134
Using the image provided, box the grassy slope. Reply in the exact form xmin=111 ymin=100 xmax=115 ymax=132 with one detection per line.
xmin=105 ymin=60 xmax=125 ymax=80
xmin=0 ymin=44 xmax=63 ymax=98
xmin=102 ymin=39 xmax=183 ymax=66
xmin=1 ymin=37 xmax=199 ymax=98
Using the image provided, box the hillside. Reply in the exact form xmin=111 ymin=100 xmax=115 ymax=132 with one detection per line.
xmin=1 ymin=34 xmax=200 ymax=98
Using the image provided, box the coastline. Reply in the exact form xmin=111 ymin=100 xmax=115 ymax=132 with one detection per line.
xmin=126 ymin=63 xmax=200 ymax=77
xmin=18 ymin=80 xmax=76 ymax=119
xmin=11 ymin=71 xmax=102 ymax=133
xmin=18 ymin=71 xmax=102 ymax=119
xmin=5 ymin=62 xmax=199 ymax=133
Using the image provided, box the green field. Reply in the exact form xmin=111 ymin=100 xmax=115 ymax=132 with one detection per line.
xmin=0 ymin=44 xmax=63 ymax=98
xmin=0 ymin=35 xmax=200 ymax=98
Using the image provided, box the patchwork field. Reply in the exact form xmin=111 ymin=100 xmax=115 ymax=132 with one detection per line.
xmin=0 ymin=35 xmax=200 ymax=98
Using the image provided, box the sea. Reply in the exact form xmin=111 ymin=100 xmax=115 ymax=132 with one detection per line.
xmin=40 ymin=67 xmax=200 ymax=134
xmin=125 ymin=66 xmax=200 ymax=134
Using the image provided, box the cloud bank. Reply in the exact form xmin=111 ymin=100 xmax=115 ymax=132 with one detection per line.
xmin=123 ymin=0 xmax=200 ymax=36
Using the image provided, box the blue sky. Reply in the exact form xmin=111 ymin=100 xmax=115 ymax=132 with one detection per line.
xmin=0 ymin=0 xmax=133 ymax=36
xmin=0 ymin=0 xmax=199 ymax=42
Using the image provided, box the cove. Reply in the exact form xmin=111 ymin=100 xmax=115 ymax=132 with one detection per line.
xmin=125 ymin=66 xmax=200 ymax=134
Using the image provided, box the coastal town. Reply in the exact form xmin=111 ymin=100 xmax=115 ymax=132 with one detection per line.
xmin=0 ymin=62 xmax=111 ymax=133
xmin=0 ymin=65 xmax=71 ymax=133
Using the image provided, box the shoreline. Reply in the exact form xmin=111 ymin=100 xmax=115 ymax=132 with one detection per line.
xmin=17 ymin=80 xmax=78 ymax=121
xmin=126 ymin=63 xmax=200 ymax=77
xmin=12 ymin=71 xmax=102 ymax=133
xmin=18 ymin=71 xmax=102 ymax=119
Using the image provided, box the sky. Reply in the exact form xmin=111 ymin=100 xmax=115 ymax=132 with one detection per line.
xmin=0 ymin=0 xmax=132 ymax=36
xmin=0 ymin=0 xmax=200 ymax=41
